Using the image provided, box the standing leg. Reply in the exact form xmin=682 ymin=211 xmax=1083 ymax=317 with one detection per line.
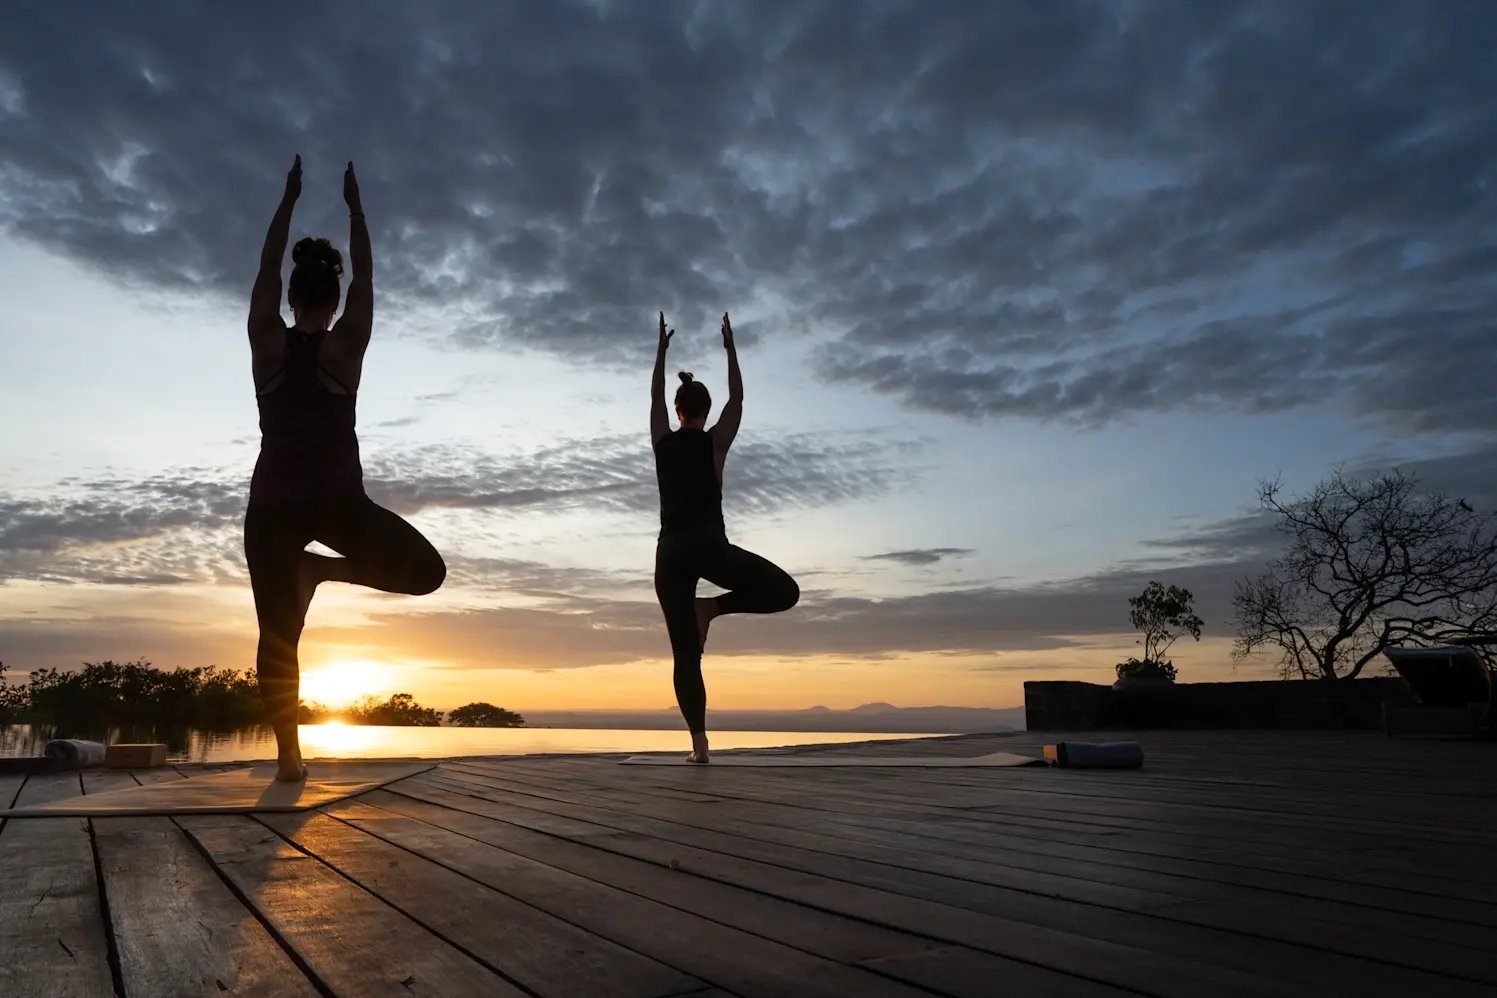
xmin=655 ymin=536 xmax=710 ymax=761
xmin=309 ymin=494 xmax=446 ymax=598
xmin=699 ymin=541 xmax=799 ymax=642
xmin=244 ymin=502 xmax=314 ymax=782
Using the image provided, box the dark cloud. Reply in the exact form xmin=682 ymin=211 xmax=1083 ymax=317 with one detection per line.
xmin=2 ymin=2 xmax=1492 ymax=429
xmin=0 ymin=430 xmax=907 ymax=584
xmin=365 ymin=431 xmax=912 ymax=520
xmin=863 ymin=548 xmax=973 ymax=566
xmin=301 ymin=555 xmax=1259 ymax=674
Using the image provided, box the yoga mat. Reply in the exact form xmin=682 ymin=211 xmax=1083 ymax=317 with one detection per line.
xmin=621 ymin=751 xmax=1046 ymax=767
xmin=0 ymin=761 xmax=433 ymax=817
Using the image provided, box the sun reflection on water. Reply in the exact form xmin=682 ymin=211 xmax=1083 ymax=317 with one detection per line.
xmin=298 ymin=720 xmax=385 ymax=756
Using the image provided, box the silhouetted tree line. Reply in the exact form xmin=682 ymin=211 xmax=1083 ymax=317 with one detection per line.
xmin=0 ymin=660 xmax=518 ymax=729
xmin=0 ymin=660 xmax=261 ymax=729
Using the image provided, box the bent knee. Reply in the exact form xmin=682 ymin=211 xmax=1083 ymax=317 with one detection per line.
xmin=410 ymin=551 xmax=447 ymax=596
xmin=778 ymin=577 xmax=800 ymax=612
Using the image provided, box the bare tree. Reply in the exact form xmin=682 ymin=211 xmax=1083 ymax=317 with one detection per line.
xmin=1233 ymin=467 xmax=1497 ymax=679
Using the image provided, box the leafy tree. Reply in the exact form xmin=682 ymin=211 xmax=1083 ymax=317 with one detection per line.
xmin=346 ymin=692 xmax=443 ymax=727
xmin=2 ymin=660 xmax=262 ymax=729
xmin=0 ymin=660 xmax=14 ymax=723
xmin=298 ymin=701 xmax=335 ymax=724
xmin=1233 ymin=468 xmax=1497 ymax=679
xmin=1115 ymin=582 xmax=1202 ymax=682
xmin=448 ymin=702 xmax=526 ymax=727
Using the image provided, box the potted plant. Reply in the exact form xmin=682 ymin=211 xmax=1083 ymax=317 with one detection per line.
xmin=1113 ymin=656 xmax=1178 ymax=688
xmin=1112 ymin=582 xmax=1202 ymax=693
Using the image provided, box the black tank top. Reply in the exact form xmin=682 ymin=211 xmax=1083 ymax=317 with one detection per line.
xmin=653 ymin=428 xmax=723 ymax=535
xmin=249 ymin=328 xmax=364 ymax=503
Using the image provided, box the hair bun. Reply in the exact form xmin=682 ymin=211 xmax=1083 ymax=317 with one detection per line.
xmin=291 ymin=236 xmax=344 ymax=275
xmin=678 ymin=372 xmax=694 ymax=384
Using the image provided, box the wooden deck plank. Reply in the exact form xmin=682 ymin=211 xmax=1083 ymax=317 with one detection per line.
xmin=430 ymin=765 xmax=1497 ymax=969
xmin=439 ymin=765 xmax=1202 ymax=909
xmin=554 ymin=759 xmax=1497 ymax=884
xmin=0 ymin=774 xmax=23 ymax=810
xmin=258 ymin=808 xmax=701 ymax=998
xmin=343 ymin=793 xmax=1118 ymax=998
xmin=392 ymin=777 xmax=1350 ymax=998
xmin=13 ymin=771 xmax=84 ymax=806
xmin=83 ymin=770 xmax=140 ymax=795
xmin=94 ymin=816 xmax=317 ymax=997
xmin=0 ymin=771 xmax=114 ymax=998
xmin=295 ymin=795 xmax=945 ymax=998
xmin=1 ymin=730 xmax=1492 ymax=997
xmin=683 ymin=785 xmax=1497 ymax=924
xmin=403 ymin=771 xmax=1491 ymax=996
xmin=488 ymin=761 xmax=1497 ymax=925
xmin=175 ymin=814 xmax=525 ymax=996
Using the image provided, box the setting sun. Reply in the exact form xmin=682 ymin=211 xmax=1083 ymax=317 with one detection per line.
xmin=298 ymin=660 xmax=397 ymax=708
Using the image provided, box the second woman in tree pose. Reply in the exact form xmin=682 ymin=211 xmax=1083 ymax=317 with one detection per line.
xmin=651 ymin=311 xmax=799 ymax=763
xmin=245 ymin=156 xmax=446 ymax=782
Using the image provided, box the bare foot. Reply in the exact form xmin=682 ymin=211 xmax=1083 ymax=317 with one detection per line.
xmin=694 ymin=597 xmax=717 ymax=652
xmin=275 ymin=757 xmax=308 ymax=782
xmin=687 ymin=731 xmax=710 ymax=764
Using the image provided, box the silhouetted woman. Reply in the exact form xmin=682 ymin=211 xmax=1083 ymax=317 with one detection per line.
xmin=245 ymin=156 xmax=445 ymax=781
xmin=651 ymin=311 xmax=799 ymax=763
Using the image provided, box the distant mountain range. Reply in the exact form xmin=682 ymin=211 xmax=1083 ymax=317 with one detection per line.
xmin=517 ymin=703 xmax=1026 ymax=733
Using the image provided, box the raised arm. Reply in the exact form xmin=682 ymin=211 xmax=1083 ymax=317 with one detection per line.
xmin=711 ymin=312 xmax=743 ymax=453
xmin=334 ymin=161 xmax=373 ymax=350
xmin=651 ymin=312 xmax=674 ymax=445
xmin=248 ymin=155 xmax=300 ymax=339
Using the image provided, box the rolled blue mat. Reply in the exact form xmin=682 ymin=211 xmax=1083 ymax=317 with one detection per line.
xmin=42 ymin=739 xmax=107 ymax=768
xmin=1046 ymin=741 xmax=1144 ymax=769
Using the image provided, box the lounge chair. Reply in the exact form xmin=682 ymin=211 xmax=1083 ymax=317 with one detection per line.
xmin=1382 ymin=644 xmax=1494 ymax=739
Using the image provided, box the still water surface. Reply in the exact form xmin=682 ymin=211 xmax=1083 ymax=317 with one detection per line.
xmin=0 ymin=724 xmax=944 ymax=763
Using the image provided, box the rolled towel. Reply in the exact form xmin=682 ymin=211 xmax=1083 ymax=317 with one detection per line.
xmin=42 ymin=739 xmax=107 ymax=768
xmin=1044 ymin=741 xmax=1145 ymax=769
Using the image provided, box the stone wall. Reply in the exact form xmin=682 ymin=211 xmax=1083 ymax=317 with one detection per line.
xmin=1023 ymin=677 xmax=1417 ymax=731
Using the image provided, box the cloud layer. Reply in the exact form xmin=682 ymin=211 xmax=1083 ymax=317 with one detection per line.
xmin=2 ymin=2 xmax=1492 ymax=430
xmin=0 ymin=431 xmax=908 ymax=585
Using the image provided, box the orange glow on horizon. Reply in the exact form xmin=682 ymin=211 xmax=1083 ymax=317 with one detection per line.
xmin=297 ymin=659 xmax=400 ymax=708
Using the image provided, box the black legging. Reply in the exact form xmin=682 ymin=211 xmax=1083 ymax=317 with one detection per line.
xmin=245 ymin=495 xmax=445 ymax=723
xmin=655 ymin=525 xmax=799 ymax=733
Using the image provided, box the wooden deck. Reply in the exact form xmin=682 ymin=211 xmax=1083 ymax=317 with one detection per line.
xmin=1 ymin=730 xmax=1494 ymax=997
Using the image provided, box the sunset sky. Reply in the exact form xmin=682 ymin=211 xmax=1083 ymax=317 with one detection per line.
xmin=1 ymin=2 xmax=1494 ymax=713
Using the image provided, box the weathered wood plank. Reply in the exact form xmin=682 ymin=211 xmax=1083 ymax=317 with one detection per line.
xmin=296 ymin=796 xmax=939 ymax=998
xmin=175 ymin=814 xmax=523 ymax=996
xmin=436 ymin=766 xmax=1200 ymax=910
xmin=483 ymin=762 xmax=1497 ymax=926
xmin=0 ymin=774 xmax=23 ymax=810
xmin=402 ymin=773 xmax=1491 ymax=997
xmin=392 ymin=778 xmax=1339 ymax=998
xmin=94 ymin=816 xmax=317 ymax=997
xmin=82 ymin=771 xmax=140 ymax=795
xmin=13 ymin=771 xmax=84 ymax=807
xmin=693 ymin=787 xmax=1497 ymax=924
xmin=259 ymin=808 xmax=700 ymax=998
xmin=547 ymin=760 xmax=1497 ymax=885
xmin=0 ymin=772 xmax=114 ymax=998
xmin=340 ymin=794 xmax=1112 ymax=998
xmin=445 ymin=767 xmax=1497 ymax=976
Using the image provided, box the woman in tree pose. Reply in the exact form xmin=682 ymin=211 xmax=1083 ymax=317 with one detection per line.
xmin=245 ymin=156 xmax=445 ymax=781
xmin=651 ymin=311 xmax=799 ymax=762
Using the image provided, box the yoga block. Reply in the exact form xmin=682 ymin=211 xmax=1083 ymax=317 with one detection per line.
xmin=1044 ymin=741 xmax=1145 ymax=769
xmin=104 ymin=743 xmax=168 ymax=769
